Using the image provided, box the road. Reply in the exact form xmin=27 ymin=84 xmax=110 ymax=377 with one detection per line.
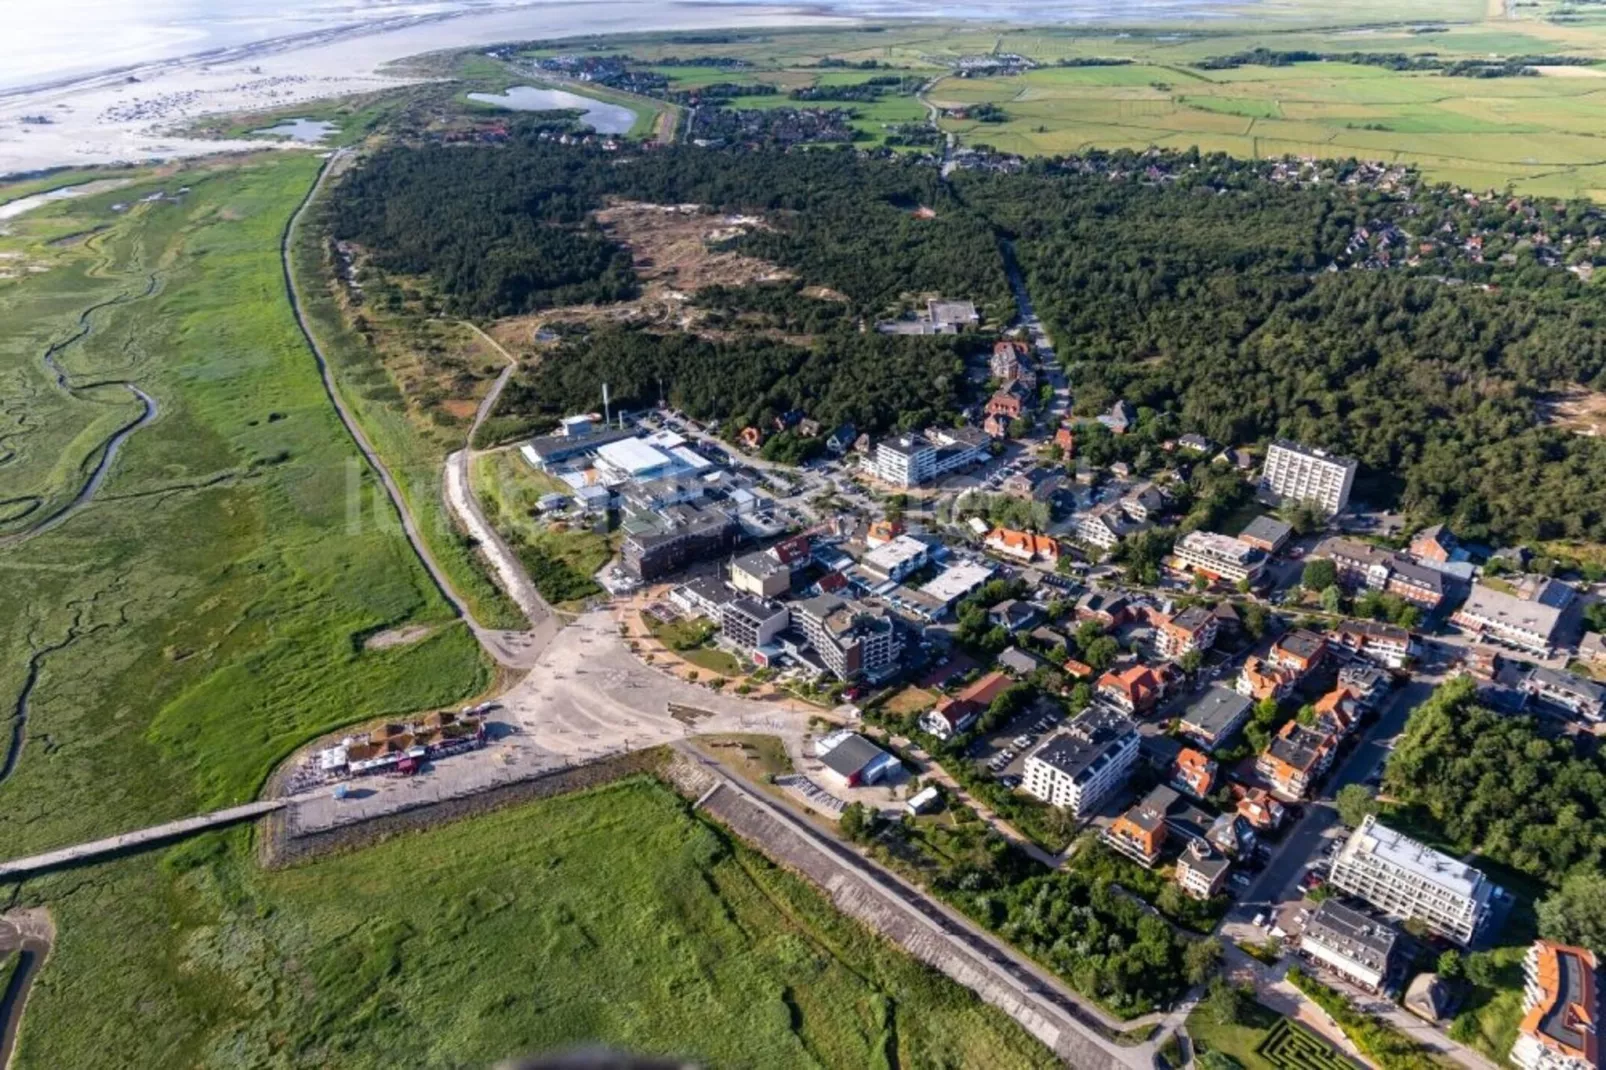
xmin=0 ymin=800 xmax=285 ymax=881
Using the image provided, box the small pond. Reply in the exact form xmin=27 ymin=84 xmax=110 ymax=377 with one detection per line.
xmin=252 ymin=118 xmax=337 ymax=142
xmin=466 ymin=86 xmax=636 ymax=135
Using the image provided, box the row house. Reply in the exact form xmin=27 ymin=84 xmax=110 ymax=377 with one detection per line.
xmin=984 ymin=526 xmax=1060 ymax=566
xmin=1315 ymin=537 xmax=1445 ymax=610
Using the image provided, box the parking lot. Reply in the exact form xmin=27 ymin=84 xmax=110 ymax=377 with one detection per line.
xmin=964 ymin=698 xmax=1067 ymax=787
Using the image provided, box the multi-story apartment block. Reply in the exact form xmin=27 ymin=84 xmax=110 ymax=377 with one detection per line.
xmin=1259 ymin=440 xmax=1358 ymax=517
xmin=1511 ymin=940 xmax=1601 ymax=1070
xmin=1174 ymin=530 xmax=1267 ymax=585
xmin=1022 ymin=705 xmax=1139 ymax=817
xmin=872 ymin=428 xmax=989 ymax=487
xmin=1330 ymin=815 xmax=1497 ymax=945
xmin=1236 ymin=655 xmax=1299 ymax=701
xmin=1270 ymin=629 xmax=1328 ymax=677
xmin=1178 ymin=685 xmax=1254 ymax=748
xmin=794 ymin=594 xmax=902 ymax=682
xmin=1453 ymin=583 xmax=1568 ymax=656
xmin=1300 ymin=900 xmax=1399 ymax=993
xmin=621 ymin=500 xmax=740 ymax=581
xmin=1157 ymin=606 xmax=1220 ymax=660
xmin=719 ymin=597 xmax=790 ymax=654
xmin=1256 ymin=720 xmax=1337 ymax=799
xmin=729 ymin=549 xmax=792 ymax=599
xmin=1521 ymin=667 xmax=1606 ymax=723
xmin=1332 ymin=620 xmax=1412 ymax=670
xmin=1175 ymin=840 xmax=1231 ymax=900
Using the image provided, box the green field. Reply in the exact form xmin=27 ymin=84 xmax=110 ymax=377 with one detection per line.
xmin=9 ymin=779 xmax=1057 ymax=1069
xmin=470 ymin=451 xmax=613 ymax=605
xmin=0 ymin=153 xmax=489 ymax=856
xmin=1255 ymin=1018 xmax=1352 ymax=1070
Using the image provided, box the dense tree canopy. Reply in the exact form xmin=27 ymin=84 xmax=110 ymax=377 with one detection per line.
xmin=1383 ymin=677 xmax=1606 ymax=881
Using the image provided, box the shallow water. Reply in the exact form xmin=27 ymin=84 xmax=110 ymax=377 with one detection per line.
xmin=466 ymin=86 xmax=636 ymax=134
xmin=0 ymin=178 xmax=131 ymax=221
xmin=253 ymin=117 xmax=337 ymax=141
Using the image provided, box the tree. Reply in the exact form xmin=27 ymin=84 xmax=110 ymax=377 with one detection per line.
xmin=1437 ymin=949 xmax=1464 ymax=981
xmin=1180 ymin=649 xmax=1204 ymax=675
xmin=1538 ymin=873 xmax=1606 ymax=958
xmin=1184 ymin=937 xmax=1225 ymax=985
xmin=1197 ymin=1052 xmax=1244 ymax=1070
xmin=1194 ymin=572 xmax=1211 ymax=591
xmin=1242 ymin=602 xmax=1268 ymax=639
xmin=1465 ymin=951 xmax=1501 ymax=988
xmin=1302 ymin=558 xmax=1337 ymax=592
xmin=1320 ymin=585 xmax=1343 ymax=614
xmin=840 ymin=802 xmax=872 ymax=843
xmin=1083 ymin=635 xmax=1120 ymax=672
xmin=1335 ymin=784 xmax=1380 ymax=828
xmin=1157 ymin=881 xmax=1186 ymax=918
xmin=1202 ymin=977 xmax=1248 ymax=1026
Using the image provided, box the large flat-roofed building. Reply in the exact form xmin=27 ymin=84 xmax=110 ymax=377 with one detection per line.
xmin=1522 ymin=667 xmax=1606 ymax=723
xmin=620 ymin=500 xmax=740 ymax=581
xmin=816 ymin=730 xmax=900 ymax=788
xmin=519 ymin=422 xmax=636 ymax=471
xmin=1301 ymin=900 xmax=1400 ymax=993
xmin=1512 ymin=940 xmax=1602 ymax=1070
xmin=1239 ymin=515 xmax=1294 ymax=555
xmin=863 ymin=534 xmax=932 ymax=582
xmin=1174 ymin=531 xmax=1267 ymax=585
xmin=730 ymin=549 xmax=792 ymax=599
xmin=1259 ymin=440 xmax=1357 ymax=517
xmin=1022 ymin=705 xmax=1140 ymax=817
xmin=920 ymin=560 xmax=994 ymax=612
xmin=1453 ymin=583 xmax=1567 ymax=656
xmin=1315 ymin=537 xmax=1446 ymax=610
xmin=1331 ymin=814 xmax=1496 ymax=945
xmin=1178 ymin=685 xmax=1254 ymax=749
xmin=594 ymin=437 xmax=681 ymax=484
xmin=794 ymin=594 xmax=902 ymax=682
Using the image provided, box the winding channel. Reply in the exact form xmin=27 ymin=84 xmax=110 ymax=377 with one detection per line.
xmin=0 ymin=275 xmax=162 ymax=549
xmin=0 ymin=917 xmax=50 ymax=1070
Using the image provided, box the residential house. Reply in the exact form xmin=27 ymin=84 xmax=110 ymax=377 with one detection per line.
xmin=1098 ymin=400 xmax=1137 ymax=435
xmin=1312 ymin=686 xmax=1365 ymax=737
xmin=1301 ymin=900 xmax=1400 ymax=994
xmin=797 ymin=418 xmax=822 ymax=439
xmin=922 ymin=670 xmax=1011 ymax=740
xmin=984 ymin=381 xmax=1032 ymax=421
xmin=1257 ymin=720 xmax=1338 ymax=799
xmin=1316 ymin=537 xmax=1444 ymax=610
xmin=1098 ymin=664 xmax=1164 ymax=715
xmin=991 ymin=339 xmax=1030 ymax=380
xmin=1120 ymin=483 xmax=1168 ymax=524
xmin=826 ymin=423 xmax=857 ymax=453
xmin=1171 ymin=747 xmax=1218 ymax=799
xmin=1157 ymin=605 xmax=1220 ymax=660
xmin=985 ymin=526 xmax=1061 ymax=565
xmin=984 ymin=412 xmax=1011 ymax=439
xmin=1074 ymin=500 xmax=1146 ymax=551
xmin=1178 ymin=685 xmax=1254 ymax=749
xmin=1177 ymin=433 xmax=1213 ymax=454
xmin=1410 ymin=524 xmax=1459 ymax=564
xmin=1338 ymin=664 xmax=1392 ymax=710
xmin=998 ymin=646 xmax=1045 ymax=677
xmin=1580 ymin=632 xmax=1606 ymax=667
xmin=1237 ymin=656 xmax=1298 ymax=701
xmin=1176 ymin=841 xmax=1231 ymax=899
xmin=1021 ymin=705 xmax=1140 ymax=816
xmin=1236 ymin=787 xmax=1286 ymax=832
xmin=1510 ymin=940 xmax=1601 ymax=1070
xmin=1054 ymin=425 xmax=1076 ymax=455
xmin=1270 ymin=630 xmax=1328 ymax=678
xmin=1075 ymin=589 xmax=1131 ymax=628
xmin=1106 ymin=790 xmax=1170 ymax=868
xmin=865 ymin=518 xmax=905 ymax=547
xmin=1207 ymin=813 xmax=1258 ymax=859
xmin=1332 ymin=620 xmax=1412 ymax=670
xmin=988 ymin=599 xmax=1042 ymax=633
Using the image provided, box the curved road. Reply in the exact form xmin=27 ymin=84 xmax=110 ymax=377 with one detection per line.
xmin=280 ymin=150 xmax=538 ymax=668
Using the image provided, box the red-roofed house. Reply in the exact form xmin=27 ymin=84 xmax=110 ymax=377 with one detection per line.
xmin=921 ymin=671 xmax=1012 ymax=740
xmin=1097 ymin=664 xmax=1162 ymax=715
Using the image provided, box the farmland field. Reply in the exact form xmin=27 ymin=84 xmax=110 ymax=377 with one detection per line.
xmin=7 ymin=779 xmax=1058 ymax=1069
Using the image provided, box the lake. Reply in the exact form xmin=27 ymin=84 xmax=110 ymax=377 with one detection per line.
xmin=466 ymin=86 xmax=636 ymax=135
xmin=253 ymin=118 xmax=337 ymax=142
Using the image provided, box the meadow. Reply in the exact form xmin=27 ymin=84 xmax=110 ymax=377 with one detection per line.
xmin=590 ymin=13 xmax=1606 ymax=197
xmin=9 ymin=779 xmax=1058 ymax=1069
xmin=0 ymin=153 xmax=489 ymax=857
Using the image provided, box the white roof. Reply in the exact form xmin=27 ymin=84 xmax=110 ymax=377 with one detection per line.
xmin=670 ymin=445 xmax=712 ymax=471
xmin=595 ymin=437 xmax=675 ymax=476
xmin=1344 ymin=815 xmax=1490 ymax=901
xmin=922 ymin=560 xmax=994 ymax=603
xmin=1460 ymin=583 xmax=1563 ymax=637
xmin=645 ymin=429 xmax=686 ymax=450
xmin=864 ymin=534 xmax=928 ymax=574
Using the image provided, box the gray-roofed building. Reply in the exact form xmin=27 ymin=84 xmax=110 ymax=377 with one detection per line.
xmin=1176 ymin=840 xmax=1231 ymax=900
xmin=1521 ymin=667 xmax=1606 ymax=723
xmin=1301 ymin=899 xmax=1400 ymax=992
xmin=730 ymin=549 xmax=793 ymax=598
xmin=720 ymin=597 xmax=789 ymax=654
xmin=1452 ymin=583 xmax=1567 ymax=656
xmin=997 ymin=646 xmax=1045 ymax=677
xmin=1239 ymin=515 xmax=1294 ymax=554
xmin=669 ymin=575 xmax=738 ymax=618
xmin=815 ymin=731 xmax=900 ymax=788
xmin=1178 ymin=685 xmax=1254 ymax=748
xmin=794 ymin=594 xmax=902 ymax=682
xmin=621 ymin=500 xmax=740 ymax=581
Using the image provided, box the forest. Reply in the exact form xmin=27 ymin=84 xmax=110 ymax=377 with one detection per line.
xmin=496 ymin=323 xmax=977 ymax=437
xmin=332 ymin=138 xmax=1606 ymax=542
xmin=329 ymin=139 xmax=1011 ymax=319
xmin=1382 ymin=677 xmax=1606 ymax=883
xmin=959 ymin=166 xmax=1606 ymax=543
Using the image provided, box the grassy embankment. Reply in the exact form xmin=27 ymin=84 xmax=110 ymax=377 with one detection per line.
xmin=468 ymin=451 xmax=615 ymax=608
xmin=10 ymin=779 xmax=1059 ymax=1068
xmin=288 ymin=165 xmax=526 ymax=629
xmin=0 ymin=153 xmax=489 ymax=859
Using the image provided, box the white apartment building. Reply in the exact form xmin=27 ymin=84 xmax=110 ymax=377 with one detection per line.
xmin=1022 ymin=705 xmax=1139 ymax=817
xmin=1330 ymin=815 xmax=1497 ymax=945
xmin=794 ymin=594 xmax=902 ymax=682
xmin=1174 ymin=530 xmax=1267 ymax=584
xmin=873 ymin=428 xmax=988 ymax=487
xmin=1259 ymin=440 xmax=1358 ymax=517
xmin=719 ymin=597 xmax=790 ymax=653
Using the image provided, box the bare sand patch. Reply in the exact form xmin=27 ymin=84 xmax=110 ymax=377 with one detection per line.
xmin=364 ymin=623 xmax=437 ymax=650
xmin=1535 ymin=65 xmax=1606 ymax=78
xmin=1540 ymin=387 xmax=1606 ymax=435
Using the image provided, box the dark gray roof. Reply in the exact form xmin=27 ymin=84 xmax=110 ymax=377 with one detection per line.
xmin=1031 ymin=707 xmax=1136 ymax=783
xmin=1240 ymin=515 xmax=1293 ymax=545
xmin=725 ymin=596 xmax=786 ymax=624
xmin=1528 ymin=666 xmax=1606 ymax=703
xmin=1179 ymin=685 xmax=1253 ymax=741
xmin=523 ymin=425 xmax=635 ymax=460
xmin=1304 ymin=900 xmax=1398 ymax=974
xmin=818 ymin=734 xmax=890 ymax=778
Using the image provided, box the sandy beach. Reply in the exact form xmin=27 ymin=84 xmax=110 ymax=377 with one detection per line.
xmin=0 ymin=2 xmax=849 ymax=176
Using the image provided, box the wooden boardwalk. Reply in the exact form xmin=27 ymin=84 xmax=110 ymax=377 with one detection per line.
xmin=0 ymin=799 xmax=284 ymax=881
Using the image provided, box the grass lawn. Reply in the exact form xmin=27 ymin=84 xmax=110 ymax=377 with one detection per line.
xmin=681 ymin=646 xmax=744 ymax=677
xmin=10 ymin=780 xmax=1058 ymax=1069
xmin=695 ymin=733 xmax=795 ymax=778
xmin=470 ymin=451 xmax=613 ymax=605
xmin=883 ymin=686 xmax=938 ymax=716
xmin=0 ymin=152 xmax=489 ymax=856
xmin=1186 ymin=998 xmax=1288 ymax=1070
